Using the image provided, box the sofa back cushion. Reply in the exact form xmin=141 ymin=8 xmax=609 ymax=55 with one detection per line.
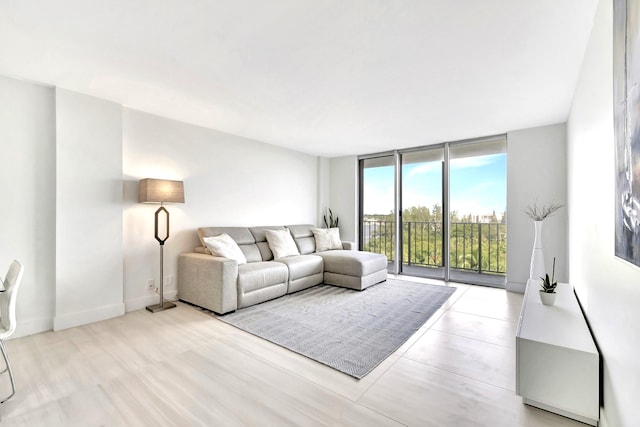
xmin=249 ymin=226 xmax=287 ymax=261
xmin=197 ymin=224 xmax=322 ymax=262
xmin=198 ymin=227 xmax=262 ymax=262
xmin=287 ymin=224 xmax=317 ymax=255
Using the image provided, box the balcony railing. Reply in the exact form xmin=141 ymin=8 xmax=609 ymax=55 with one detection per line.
xmin=362 ymin=220 xmax=507 ymax=275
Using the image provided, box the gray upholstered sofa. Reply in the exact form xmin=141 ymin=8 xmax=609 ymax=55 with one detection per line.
xmin=177 ymin=224 xmax=388 ymax=314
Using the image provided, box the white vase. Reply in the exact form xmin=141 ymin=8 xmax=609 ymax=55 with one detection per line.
xmin=530 ymin=221 xmax=546 ymax=280
xmin=539 ymin=291 xmax=556 ymax=306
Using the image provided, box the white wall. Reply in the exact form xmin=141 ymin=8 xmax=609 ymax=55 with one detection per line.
xmin=0 ymin=75 xmax=321 ymax=333
xmin=506 ymin=123 xmax=568 ymax=292
xmin=328 ymin=156 xmax=359 ymax=244
xmin=567 ymin=0 xmax=640 ymax=425
xmin=317 ymin=157 xmax=330 ymax=227
xmin=54 ymin=89 xmax=125 ymax=330
xmin=122 ymin=109 xmax=319 ymax=310
xmin=0 ymin=76 xmax=56 ymax=337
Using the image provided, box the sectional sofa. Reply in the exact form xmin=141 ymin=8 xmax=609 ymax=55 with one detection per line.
xmin=177 ymin=224 xmax=388 ymax=314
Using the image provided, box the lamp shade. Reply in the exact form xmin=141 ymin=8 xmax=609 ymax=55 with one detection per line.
xmin=138 ymin=178 xmax=185 ymax=204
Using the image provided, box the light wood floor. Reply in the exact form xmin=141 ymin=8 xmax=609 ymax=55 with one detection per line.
xmin=0 ymin=276 xmax=584 ymax=426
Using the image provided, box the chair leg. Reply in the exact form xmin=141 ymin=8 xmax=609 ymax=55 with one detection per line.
xmin=0 ymin=339 xmax=15 ymax=403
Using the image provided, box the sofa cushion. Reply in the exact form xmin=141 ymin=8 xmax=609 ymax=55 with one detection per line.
xmin=287 ymin=224 xmax=317 ymax=255
xmin=237 ymin=261 xmax=288 ymax=308
xmin=202 ymin=234 xmax=247 ymax=264
xmin=311 ymin=227 xmax=342 ymax=252
xmin=277 ymin=255 xmax=323 ymax=281
xmin=265 ymin=229 xmax=300 ymax=259
xmin=237 ymin=261 xmax=289 ymax=293
xmin=198 ymin=226 xmax=254 ymax=246
xmin=249 ymin=226 xmax=286 ymax=261
xmin=277 ymin=255 xmax=324 ymax=293
xmin=316 ymin=250 xmax=388 ymax=276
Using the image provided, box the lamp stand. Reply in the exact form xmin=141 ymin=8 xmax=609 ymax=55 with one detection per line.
xmin=146 ymin=204 xmax=176 ymax=313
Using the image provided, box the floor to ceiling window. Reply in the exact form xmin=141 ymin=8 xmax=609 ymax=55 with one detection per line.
xmin=448 ymin=138 xmax=507 ymax=285
xmin=360 ymin=155 xmax=396 ymax=271
xmin=400 ymin=147 xmax=445 ymax=279
xmin=359 ymin=136 xmax=507 ymax=287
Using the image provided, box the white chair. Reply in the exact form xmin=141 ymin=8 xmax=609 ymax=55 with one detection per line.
xmin=0 ymin=260 xmax=24 ymax=403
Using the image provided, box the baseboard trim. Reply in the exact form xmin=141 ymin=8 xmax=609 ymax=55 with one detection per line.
xmin=598 ymin=407 xmax=609 ymax=427
xmin=13 ymin=316 xmax=54 ymax=339
xmin=125 ymin=290 xmax=178 ymax=312
xmin=53 ymin=302 xmax=125 ymax=331
xmin=523 ymin=398 xmax=598 ymax=426
xmin=506 ymin=281 xmax=526 ymax=293
xmin=12 ymin=292 xmax=179 ymax=336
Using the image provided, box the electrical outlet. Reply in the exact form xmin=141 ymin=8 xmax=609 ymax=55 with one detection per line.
xmin=164 ymin=275 xmax=174 ymax=290
xmin=146 ymin=279 xmax=155 ymax=290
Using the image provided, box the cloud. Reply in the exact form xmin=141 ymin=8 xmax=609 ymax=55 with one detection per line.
xmin=408 ymin=162 xmax=441 ymax=177
xmin=450 ymin=154 xmax=501 ymax=170
xmin=363 ymin=186 xmax=395 ymax=215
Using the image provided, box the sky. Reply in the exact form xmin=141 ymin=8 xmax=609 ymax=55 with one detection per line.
xmin=363 ymin=153 xmax=506 ymax=218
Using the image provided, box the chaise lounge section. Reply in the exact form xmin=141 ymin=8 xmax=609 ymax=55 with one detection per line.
xmin=178 ymin=224 xmax=387 ymax=314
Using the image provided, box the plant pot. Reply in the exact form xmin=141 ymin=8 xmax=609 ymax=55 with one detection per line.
xmin=539 ymin=291 xmax=556 ymax=306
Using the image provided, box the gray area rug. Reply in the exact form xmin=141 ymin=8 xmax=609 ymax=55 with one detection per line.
xmin=217 ymin=279 xmax=456 ymax=379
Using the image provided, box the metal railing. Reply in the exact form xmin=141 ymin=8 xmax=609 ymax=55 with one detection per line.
xmin=362 ymin=220 xmax=506 ymax=275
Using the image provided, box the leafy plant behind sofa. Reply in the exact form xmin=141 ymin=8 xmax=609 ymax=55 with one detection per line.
xmin=323 ymin=208 xmax=339 ymax=228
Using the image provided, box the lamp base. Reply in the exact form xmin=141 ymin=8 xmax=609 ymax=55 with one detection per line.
xmin=145 ymin=301 xmax=176 ymax=313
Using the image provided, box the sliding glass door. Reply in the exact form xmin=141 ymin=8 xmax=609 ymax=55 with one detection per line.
xmin=359 ymin=136 xmax=507 ymax=287
xmin=400 ymin=147 xmax=445 ymax=278
xmin=448 ymin=139 xmax=507 ymax=285
xmin=360 ymin=155 xmax=395 ymax=271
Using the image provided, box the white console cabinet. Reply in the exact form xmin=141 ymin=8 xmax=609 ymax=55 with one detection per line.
xmin=516 ymin=281 xmax=599 ymax=425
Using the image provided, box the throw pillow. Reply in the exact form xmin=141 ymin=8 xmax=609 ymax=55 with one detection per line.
xmin=264 ymin=229 xmax=300 ymax=259
xmin=311 ymin=227 xmax=342 ymax=252
xmin=202 ymin=234 xmax=247 ymax=264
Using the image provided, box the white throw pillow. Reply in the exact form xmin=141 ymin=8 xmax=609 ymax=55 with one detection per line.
xmin=265 ymin=229 xmax=300 ymax=259
xmin=311 ymin=227 xmax=343 ymax=252
xmin=202 ymin=234 xmax=247 ymax=264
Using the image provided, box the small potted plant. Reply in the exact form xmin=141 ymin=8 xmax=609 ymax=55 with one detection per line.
xmin=539 ymin=257 xmax=558 ymax=306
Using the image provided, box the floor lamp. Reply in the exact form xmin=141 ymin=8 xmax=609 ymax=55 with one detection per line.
xmin=139 ymin=178 xmax=185 ymax=313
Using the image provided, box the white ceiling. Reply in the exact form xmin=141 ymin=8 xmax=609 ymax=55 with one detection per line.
xmin=0 ymin=0 xmax=598 ymax=157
